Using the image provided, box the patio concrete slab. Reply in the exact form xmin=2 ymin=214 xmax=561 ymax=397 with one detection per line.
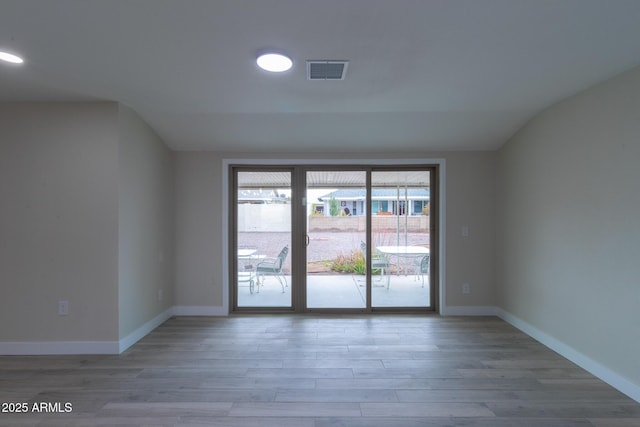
xmin=238 ymin=274 xmax=430 ymax=309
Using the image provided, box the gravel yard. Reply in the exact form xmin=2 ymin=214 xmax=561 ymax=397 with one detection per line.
xmin=238 ymin=231 xmax=430 ymax=273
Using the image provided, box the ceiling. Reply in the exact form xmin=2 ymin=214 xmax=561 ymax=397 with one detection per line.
xmin=1 ymin=0 xmax=640 ymax=153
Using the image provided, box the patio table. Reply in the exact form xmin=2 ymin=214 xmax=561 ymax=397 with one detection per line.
xmin=376 ymin=245 xmax=429 ymax=276
xmin=376 ymin=246 xmax=429 ymax=256
xmin=238 ymin=248 xmax=257 ymax=293
xmin=238 ymin=248 xmax=257 ymax=258
xmin=238 ymin=248 xmax=267 ymax=292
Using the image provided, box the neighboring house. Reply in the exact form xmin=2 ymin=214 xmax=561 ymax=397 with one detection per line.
xmin=317 ymin=189 xmax=429 ymax=216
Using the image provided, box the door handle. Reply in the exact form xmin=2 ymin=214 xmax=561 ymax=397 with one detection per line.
xmin=306 ymin=234 xmax=310 ymax=246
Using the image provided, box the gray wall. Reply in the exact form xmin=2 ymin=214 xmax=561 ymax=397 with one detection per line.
xmin=444 ymin=152 xmax=496 ymax=309
xmin=0 ymin=103 xmax=120 ymax=342
xmin=496 ymin=66 xmax=640 ymax=387
xmin=174 ymin=151 xmax=497 ymax=311
xmin=174 ymin=153 xmax=224 ymax=309
xmin=117 ymin=105 xmax=175 ymax=339
xmin=0 ymin=102 xmax=175 ymax=348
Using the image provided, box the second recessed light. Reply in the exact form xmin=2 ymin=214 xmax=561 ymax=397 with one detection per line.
xmin=257 ymin=52 xmax=292 ymax=73
xmin=0 ymin=50 xmax=24 ymax=64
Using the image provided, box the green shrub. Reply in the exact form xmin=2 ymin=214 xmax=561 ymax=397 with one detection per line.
xmin=329 ymin=194 xmax=340 ymax=216
xmin=330 ymin=250 xmax=366 ymax=274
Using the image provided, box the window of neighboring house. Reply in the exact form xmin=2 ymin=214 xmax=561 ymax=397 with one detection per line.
xmin=413 ymin=200 xmax=428 ymax=215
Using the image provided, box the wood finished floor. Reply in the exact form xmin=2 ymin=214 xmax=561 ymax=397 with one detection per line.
xmin=1 ymin=315 xmax=639 ymax=426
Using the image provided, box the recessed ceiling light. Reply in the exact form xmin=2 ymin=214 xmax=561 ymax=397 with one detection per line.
xmin=256 ymin=52 xmax=292 ymax=73
xmin=0 ymin=50 xmax=24 ymax=64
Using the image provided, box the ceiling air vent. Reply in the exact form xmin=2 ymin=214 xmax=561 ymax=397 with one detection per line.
xmin=306 ymin=60 xmax=349 ymax=80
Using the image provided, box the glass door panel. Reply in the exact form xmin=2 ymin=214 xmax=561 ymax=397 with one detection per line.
xmin=235 ymin=170 xmax=292 ymax=308
xmin=371 ymin=170 xmax=431 ymax=308
xmin=306 ymin=170 xmax=366 ymax=309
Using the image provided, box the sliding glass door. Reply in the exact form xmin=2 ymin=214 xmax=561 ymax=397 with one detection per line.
xmin=233 ymin=169 xmax=292 ymax=309
xmin=305 ymin=170 xmax=367 ymax=309
xmin=371 ymin=170 xmax=431 ymax=308
xmin=231 ymin=165 xmax=436 ymax=312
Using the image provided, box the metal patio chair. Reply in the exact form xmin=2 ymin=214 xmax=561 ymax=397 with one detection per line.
xmin=360 ymin=241 xmax=391 ymax=289
xmin=419 ymin=254 xmax=430 ymax=288
xmin=256 ymin=245 xmax=289 ymax=292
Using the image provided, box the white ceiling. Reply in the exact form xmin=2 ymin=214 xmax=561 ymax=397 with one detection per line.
xmin=1 ymin=0 xmax=640 ymax=152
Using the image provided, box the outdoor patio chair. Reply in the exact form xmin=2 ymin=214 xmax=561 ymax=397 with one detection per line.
xmin=419 ymin=254 xmax=430 ymax=288
xmin=360 ymin=241 xmax=391 ymax=289
xmin=256 ymin=245 xmax=289 ymax=292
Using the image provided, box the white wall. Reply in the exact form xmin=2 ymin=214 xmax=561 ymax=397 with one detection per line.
xmin=174 ymin=151 xmax=496 ymax=313
xmin=442 ymin=152 xmax=496 ymax=309
xmin=174 ymin=153 xmax=224 ymax=310
xmin=497 ymin=66 xmax=640 ymax=391
xmin=0 ymin=102 xmax=175 ymax=353
xmin=0 ymin=103 xmax=119 ymax=343
xmin=117 ymin=105 xmax=175 ymax=339
xmin=238 ymin=204 xmax=291 ymax=232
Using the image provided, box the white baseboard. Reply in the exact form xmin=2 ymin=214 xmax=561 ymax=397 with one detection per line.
xmin=0 ymin=305 xmax=227 ymax=355
xmin=0 ymin=340 xmax=120 ymax=355
xmin=172 ymin=305 xmax=228 ymax=316
xmin=441 ymin=305 xmax=498 ymax=316
xmin=118 ymin=307 xmax=174 ymax=353
xmin=495 ymin=307 xmax=640 ymax=403
xmin=0 ymin=307 xmax=175 ymax=355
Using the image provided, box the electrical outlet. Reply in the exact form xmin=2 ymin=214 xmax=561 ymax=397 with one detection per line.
xmin=58 ymin=300 xmax=69 ymax=316
xmin=157 ymin=289 xmax=163 ymax=301
xmin=462 ymin=283 xmax=471 ymax=295
xmin=461 ymin=226 xmax=469 ymax=237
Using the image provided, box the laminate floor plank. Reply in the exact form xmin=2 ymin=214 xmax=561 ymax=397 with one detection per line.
xmin=199 ymin=377 xmax=317 ymax=389
xmin=352 ymin=367 xmax=461 ymax=379
xmin=143 ymin=389 xmax=278 ymax=403
xmin=228 ymin=402 xmax=362 ymax=417
xmin=275 ymin=388 xmax=398 ymax=402
xmin=98 ymin=401 xmax=232 ymax=417
xmin=315 ymin=378 xmax=432 ymax=390
xmin=486 ymin=400 xmax=640 ymax=418
xmin=359 ymin=401 xmax=496 ymax=417
xmin=395 ymin=389 xmax=520 ymax=402
xmin=282 ymin=359 xmax=383 ymax=369
xmin=314 ymin=418 xmax=596 ymax=427
xmin=0 ymin=315 xmax=638 ymax=426
xmin=590 ymin=419 xmax=640 ymax=427
xmin=457 ymin=368 xmax=595 ymax=379
xmin=245 ymin=367 xmax=353 ymax=379
xmin=178 ymin=417 xmax=316 ymax=427
xmin=136 ymin=368 xmax=249 ymax=379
